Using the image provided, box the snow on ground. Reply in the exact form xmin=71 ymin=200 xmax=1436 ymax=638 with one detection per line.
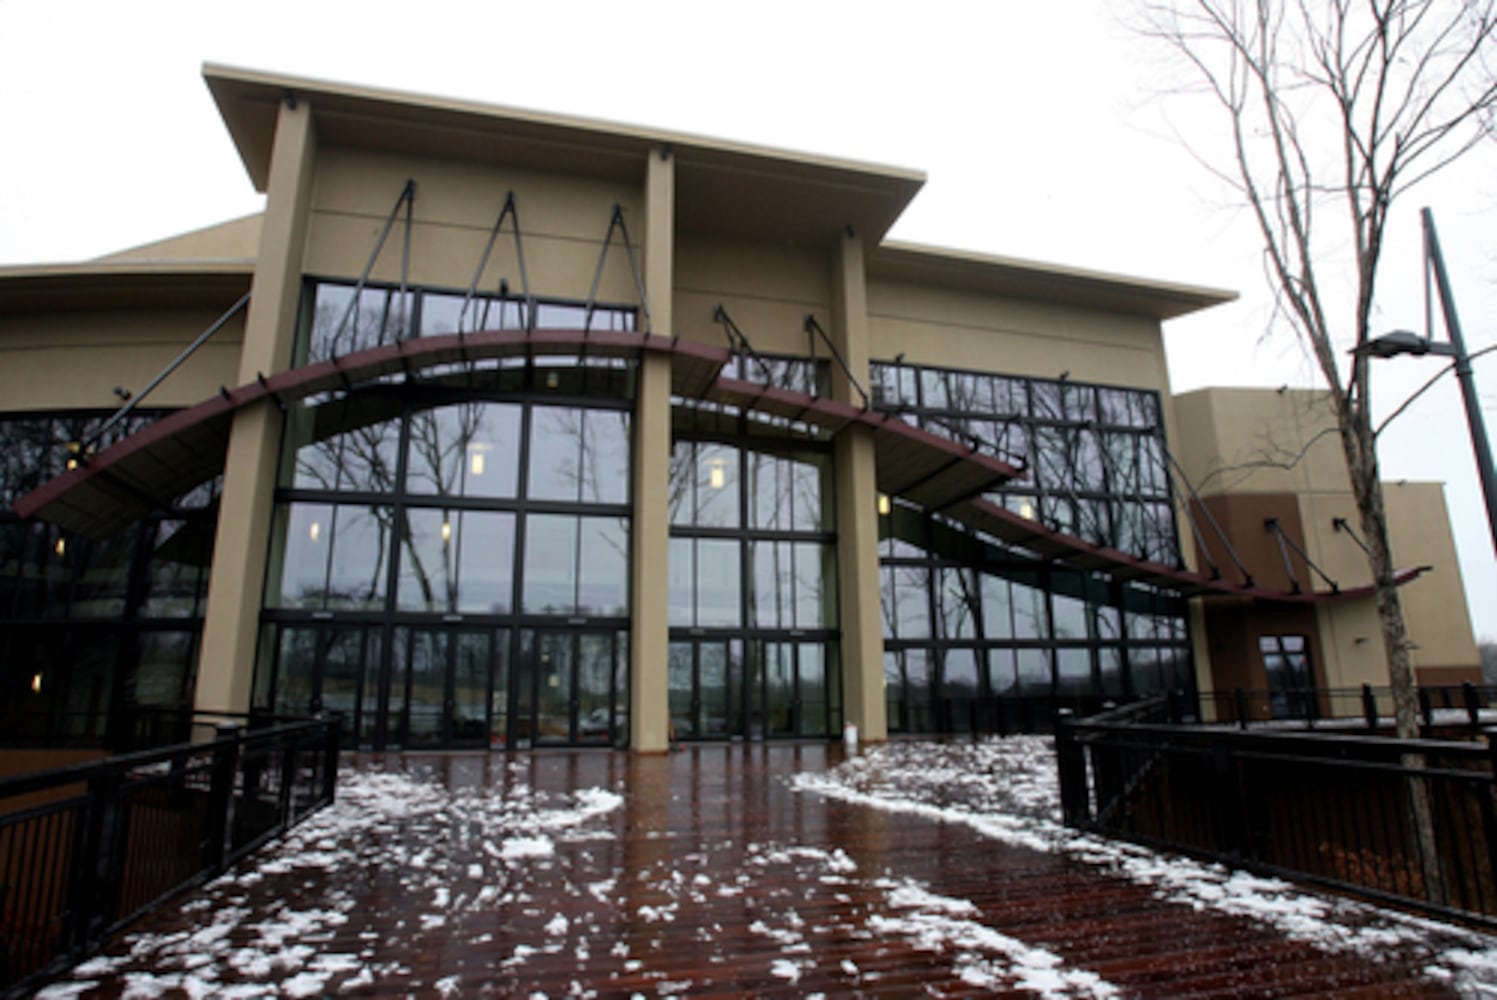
xmin=794 ymin=736 xmax=1497 ymax=995
xmin=37 ymin=762 xmax=626 ymax=999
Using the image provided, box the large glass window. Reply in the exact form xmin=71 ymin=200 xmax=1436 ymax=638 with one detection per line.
xmin=667 ymin=432 xmax=838 ymax=740
xmin=406 ymin=402 xmax=522 ymax=499
xmin=261 ymin=345 xmax=635 ymax=750
xmin=871 ymin=359 xmax=1179 ymax=565
xmin=0 ymin=411 xmax=220 ymax=745
xmin=871 ymin=360 xmax=1193 ymax=733
xmin=298 ymin=279 xmax=637 ymax=366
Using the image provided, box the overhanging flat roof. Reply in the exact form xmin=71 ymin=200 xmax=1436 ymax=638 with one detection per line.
xmin=0 ymin=261 xmax=253 ymax=314
xmin=870 ymin=241 xmax=1237 ymax=321
xmin=203 ymin=64 xmax=926 ymax=247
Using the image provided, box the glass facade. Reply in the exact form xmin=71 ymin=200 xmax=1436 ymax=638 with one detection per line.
xmin=3 ymin=276 xmax=1203 ymax=750
xmin=0 ymin=412 xmax=218 ymax=746
xmin=667 ymin=397 xmax=842 ymax=740
xmin=871 ymin=361 xmax=1195 ymax=732
xmin=872 ymin=361 xmax=1179 ymax=564
xmin=256 ymin=279 xmax=637 ymax=749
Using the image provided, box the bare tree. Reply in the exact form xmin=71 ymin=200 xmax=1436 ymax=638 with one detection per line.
xmin=1137 ymin=0 xmax=1497 ymax=739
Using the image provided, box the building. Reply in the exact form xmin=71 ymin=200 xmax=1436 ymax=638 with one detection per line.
xmin=0 ymin=66 xmax=1477 ymax=752
xmin=1174 ymin=387 xmax=1479 ymax=700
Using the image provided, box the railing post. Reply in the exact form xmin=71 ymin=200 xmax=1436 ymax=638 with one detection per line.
xmin=1234 ymin=688 xmax=1249 ymax=730
xmin=277 ymin=728 xmax=299 ymax=832
xmin=322 ymin=712 xmax=344 ymax=805
xmin=1419 ymin=687 xmax=1434 ymax=735
xmin=65 ymin=770 xmax=125 ymax=958
xmin=1482 ymin=728 xmax=1497 ymax=915
xmin=204 ymin=722 xmax=242 ymax=875
xmin=1362 ymin=684 xmax=1379 ymax=732
xmin=1055 ymin=709 xmax=1090 ymax=827
xmin=241 ymin=708 xmax=269 ymax=815
xmin=1464 ymin=682 xmax=1481 ymax=735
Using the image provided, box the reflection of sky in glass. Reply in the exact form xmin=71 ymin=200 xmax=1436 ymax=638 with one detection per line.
xmin=275 ymin=503 xmax=389 ymax=610
xmin=524 ymin=515 xmax=628 ymax=616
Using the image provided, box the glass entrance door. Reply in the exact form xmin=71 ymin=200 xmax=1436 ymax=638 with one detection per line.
xmin=668 ymin=639 xmax=739 ymax=741
xmin=394 ymin=627 xmax=496 ymax=748
xmin=519 ymin=629 xmax=625 ymax=747
xmin=271 ymin=625 xmax=376 ymax=735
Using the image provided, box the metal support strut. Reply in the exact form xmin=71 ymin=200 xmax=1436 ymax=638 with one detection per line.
xmin=458 ymin=191 xmax=533 ymax=334
xmin=82 ymin=291 xmax=252 ymax=454
xmin=329 ymin=179 xmax=418 ymax=356
xmin=713 ymin=305 xmax=775 ymax=383
xmin=1265 ymin=518 xmax=1339 ymax=594
xmin=584 ymin=205 xmax=651 ymax=335
xmin=1162 ymin=444 xmax=1256 ymax=587
xmin=803 ymin=315 xmax=870 ymax=409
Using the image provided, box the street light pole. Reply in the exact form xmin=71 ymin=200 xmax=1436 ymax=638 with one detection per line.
xmin=1362 ymin=211 xmax=1497 ymax=559
xmin=1422 ymin=207 xmax=1497 ymax=558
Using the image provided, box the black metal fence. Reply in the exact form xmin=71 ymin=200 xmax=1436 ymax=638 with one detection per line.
xmin=1168 ymin=682 xmax=1497 ymax=736
xmin=1056 ymin=699 xmax=1497 ymax=927
xmin=0 ymin=713 xmax=342 ymax=999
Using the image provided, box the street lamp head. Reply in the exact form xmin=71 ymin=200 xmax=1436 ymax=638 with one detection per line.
xmin=1356 ymin=330 xmax=1432 ymax=359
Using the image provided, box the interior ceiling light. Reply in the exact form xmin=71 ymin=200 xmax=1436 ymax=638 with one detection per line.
xmin=309 ymin=521 xmax=321 ymax=542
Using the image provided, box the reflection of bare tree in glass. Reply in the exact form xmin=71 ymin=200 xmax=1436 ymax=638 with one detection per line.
xmin=667 ymin=443 xmax=693 ymax=524
xmin=309 ymin=289 xmax=411 ymax=363
xmin=402 ymin=403 xmax=487 ymax=610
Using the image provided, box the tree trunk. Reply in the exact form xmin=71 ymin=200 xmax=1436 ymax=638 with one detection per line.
xmin=1338 ymin=400 xmax=1445 ymax=905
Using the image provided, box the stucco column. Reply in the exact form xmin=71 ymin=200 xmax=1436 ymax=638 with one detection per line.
xmin=830 ymin=229 xmax=888 ymax=741
xmin=195 ymin=97 xmax=317 ymax=714
xmin=629 ymin=145 xmax=674 ymax=751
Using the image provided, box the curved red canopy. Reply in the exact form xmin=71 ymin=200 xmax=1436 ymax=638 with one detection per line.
xmin=12 ymin=326 xmax=1425 ymax=603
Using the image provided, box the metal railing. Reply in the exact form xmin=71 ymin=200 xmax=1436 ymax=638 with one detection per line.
xmin=1166 ymin=682 xmax=1497 ymax=737
xmin=897 ymin=693 xmax=1132 ymax=737
xmin=0 ymin=713 xmax=342 ymax=998
xmin=1057 ymin=699 xmax=1497 ymax=927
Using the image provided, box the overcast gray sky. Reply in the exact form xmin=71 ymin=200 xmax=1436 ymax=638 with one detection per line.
xmin=3 ymin=0 xmax=1495 ymax=640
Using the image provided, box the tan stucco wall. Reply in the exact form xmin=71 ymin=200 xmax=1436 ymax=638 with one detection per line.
xmin=0 ymin=307 xmax=245 ymax=410
xmin=1173 ymin=387 xmax=1349 ymax=497
xmin=1303 ymin=483 xmax=1478 ymax=688
xmin=866 ymin=279 xmax=1169 ymax=388
xmin=97 ymin=215 xmax=263 ymax=264
xmin=303 ymin=148 xmax=644 ymax=309
xmin=673 ymin=235 xmax=830 ymax=351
